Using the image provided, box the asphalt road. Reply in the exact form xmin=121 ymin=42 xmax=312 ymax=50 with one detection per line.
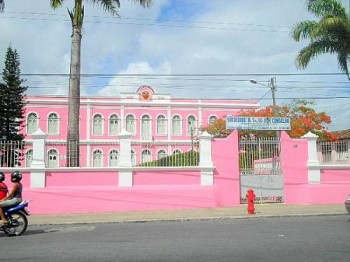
xmin=1 ymin=215 xmax=350 ymax=262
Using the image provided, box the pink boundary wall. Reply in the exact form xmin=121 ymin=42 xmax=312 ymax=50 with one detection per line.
xmin=4 ymin=131 xmax=349 ymax=215
xmin=280 ymin=132 xmax=350 ymax=204
xmin=10 ymin=131 xmax=240 ymax=215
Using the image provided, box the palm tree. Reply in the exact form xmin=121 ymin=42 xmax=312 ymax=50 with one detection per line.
xmin=50 ymin=0 xmax=152 ymax=166
xmin=292 ymin=0 xmax=350 ymax=79
xmin=0 ymin=0 xmax=4 ymax=12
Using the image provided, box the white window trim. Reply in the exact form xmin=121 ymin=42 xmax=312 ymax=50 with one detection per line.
xmin=156 ymin=114 xmax=168 ymax=136
xmin=92 ymin=113 xmax=104 ymax=136
xmin=47 ymin=112 xmax=60 ymax=135
xmin=187 ymin=115 xmax=197 ymax=136
xmin=109 ymin=149 xmax=119 ymax=167
xmin=47 ymin=148 xmax=59 ymax=168
xmin=171 ymin=115 xmax=182 ymax=136
xmin=108 ymin=114 xmax=120 ymax=136
xmin=92 ymin=149 xmax=103 ymax=167
xmin=140 ymin=114 xmax=152 ymax=140
xmin=125 ymin=114 xmax=136 ymax=135
xmin=27 ymin=112 xmax=39 ymax=134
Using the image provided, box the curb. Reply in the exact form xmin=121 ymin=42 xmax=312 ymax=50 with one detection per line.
xmin=29 ymin=212 xmax=348 ymax=226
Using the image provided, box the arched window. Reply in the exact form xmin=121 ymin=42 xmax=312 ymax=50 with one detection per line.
xmin=109 ymin=114 xmax=120 ymax=135
xmin=157 ymin=115 xmax=167 ymax=135
xmin=125 ymin=114 xmax=135 ymax=134
xmin=47 ymin=149 xmax=59 ymax=168
xmin=27 ymin=113 xmax=39 ymax=134
xmin=109 ymin=149 xmax=119 ymax=167
xmin=187 ymin=115 xmax=197 ymax=136
xmin=93 ymin=149 xmax=103 ymax=167
xmin=141 ymin=115 xmax=151 ymax=140
xmin=157 ymin=149 xmax=167 ymax=160
xmin=172 ymin=115 xmax=181 ymax=136
xmin=141 ymin=149 xmax=152 ymax=164
xmin=173 ymin=149 xmax=181 ymax=155
xmin=209 ymin=115 xmax=218 ymax=124
xmin=93 ymin=114 xmax=103 ymax=135
xmin=26 ymin=149 xmax=33 ymax=167
xmin=48 ymin=113 xmax=59 ymax=134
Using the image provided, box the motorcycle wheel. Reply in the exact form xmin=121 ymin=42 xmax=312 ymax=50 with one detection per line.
xmin=3 ymin=211 xmax=28 ymax=237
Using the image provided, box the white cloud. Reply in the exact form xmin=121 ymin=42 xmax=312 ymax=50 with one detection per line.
xmin=98 ymin=60 xmax=171 ymax=96
xmin=1 ymin=0 xmax=350 ymax=130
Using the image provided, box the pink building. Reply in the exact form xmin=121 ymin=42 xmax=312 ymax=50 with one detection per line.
xmin=22 ymin=85 xmax=259 ymax=168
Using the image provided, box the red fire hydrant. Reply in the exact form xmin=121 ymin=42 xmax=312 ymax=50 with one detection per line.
xmin=246 ymin=189 xmax=256 ymax=214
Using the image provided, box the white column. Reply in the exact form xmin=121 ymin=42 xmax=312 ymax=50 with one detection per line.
xmin=120 ymin=105 xmax=125 ymax=130
xmin=30 ymin=128 xmax=47 ymax=188
xmin=167 ymin=106 xmax=171 ymax=141
xmin=86 ymin=103 xmax=91 ymax=167
xmin=118 ymin=130 xmax=133 ymax=187
xmin=199 ymin=131 xmax=214 ymax=186
xmin=302 ymin=131 xmax=321 ymax=183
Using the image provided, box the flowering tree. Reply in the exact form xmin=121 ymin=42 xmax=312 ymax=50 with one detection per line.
xmin=202 ymin=100 xmax=337 ymax=140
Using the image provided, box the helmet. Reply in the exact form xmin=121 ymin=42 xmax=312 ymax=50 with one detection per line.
xmin=11 ymin=171 xmax=22 ymax=182
xmin=0 ymin=172 xmax=5 ymax=182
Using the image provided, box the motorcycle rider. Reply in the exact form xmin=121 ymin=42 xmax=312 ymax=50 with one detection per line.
xmin=0 ymin=172 xmax=8 ymax=200
xmin=0 ymin=171 xmax=23 ymax=227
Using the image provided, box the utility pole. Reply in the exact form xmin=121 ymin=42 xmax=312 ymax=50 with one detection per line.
xmin=267 ymin=77 xmax=280 ymax=141
xmin=268 ymin=77 xmax=277 ymax=115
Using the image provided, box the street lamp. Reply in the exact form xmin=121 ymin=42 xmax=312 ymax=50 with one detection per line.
xmin=250 ymin=77 xmax=280 ymax=141
xmin=250 ymin=77 xmax=277 ymax=115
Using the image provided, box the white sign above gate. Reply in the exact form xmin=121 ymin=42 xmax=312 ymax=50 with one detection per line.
xmin=226 ymin=116 xmax=291 ymax=130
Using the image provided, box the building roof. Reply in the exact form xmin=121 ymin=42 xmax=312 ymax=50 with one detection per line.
xmin=332 ymin=129 xmax=350 ymax=140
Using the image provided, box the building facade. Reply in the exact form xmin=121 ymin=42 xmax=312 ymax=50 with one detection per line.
xmin=23 ymin=85 xmax=259 ymax=168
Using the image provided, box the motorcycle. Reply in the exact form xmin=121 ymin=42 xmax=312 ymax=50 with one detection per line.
xmin=1 ymin=200 xmax=30 ymax=236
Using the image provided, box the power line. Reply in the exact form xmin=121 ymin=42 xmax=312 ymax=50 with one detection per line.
xmin=19 ymin=72 xmax=348 ymax=76
xmin=0 ymin=11 xmax=291 ymax=33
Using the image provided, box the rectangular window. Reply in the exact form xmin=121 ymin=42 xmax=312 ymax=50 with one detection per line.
xmin=157 ymin=118 xmax=167 ymax=135
xmin=109 ymin=118 xmax=120 ymax=135
xmin=172 ymin=118 xmax=181 ymax=136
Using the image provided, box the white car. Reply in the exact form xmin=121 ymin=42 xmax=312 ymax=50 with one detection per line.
xmin=346 ymin=195 xmax=350 ymax=215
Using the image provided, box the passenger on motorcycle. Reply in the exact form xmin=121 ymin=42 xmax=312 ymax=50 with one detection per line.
xmin=0 ymin=171 xmax=23 ymax=227
xmin=0 ymin=172 xmax=8 ymax=200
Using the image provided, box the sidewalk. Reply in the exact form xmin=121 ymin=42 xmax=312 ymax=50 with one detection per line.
xmin=29 ymin=204 xmax=347 ymax=225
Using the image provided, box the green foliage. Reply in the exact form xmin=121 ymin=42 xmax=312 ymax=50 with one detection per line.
xmin=0 ymin=0 xmax=4 ymax=12
xmin=0 ymin=46 xmax=27 ymax=167
xmin=292 ymin=0 xmax=350 ymax=79
xmin=138 ymin=150 xmax=199 ymax=167
xmin=0 ymin=46 xmax=27 ymax=141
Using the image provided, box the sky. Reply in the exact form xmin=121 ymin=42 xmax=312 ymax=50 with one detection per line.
xmin=1 ymin=0 xmax=350 ymax=131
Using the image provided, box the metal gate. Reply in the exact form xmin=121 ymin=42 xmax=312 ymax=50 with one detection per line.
xmin=239 ymin=137 xmax=283 ymax=204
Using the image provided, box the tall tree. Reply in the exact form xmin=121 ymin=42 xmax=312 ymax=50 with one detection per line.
xmin=292 ymin=0 xmax=350 ymax=79
xmin=50 ymin=0 xmax=152 ymax=167
xmin=0 ymin=46 xmax=27 ymax=166
xmin=0 ymin=0 xmax=4 ymax=12
xmin=0 ymin=46 xmax=27 ymax=141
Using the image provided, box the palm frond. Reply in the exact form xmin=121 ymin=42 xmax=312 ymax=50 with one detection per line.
xmin=0 ymin=0 xmax=4 ymax=12
xmin=295 ymin=40 xmax=338 ymax=68
xmin=135 ymin=0 xmax=152 ymax=8
xmin=88 ymin=0 xmax=120 ymax=15
xmin=50 ymin=0 xmax=65 ymax=9
xmin=307 ymin=0 xmax=348 ymax=19
xmin=315 ymin=16 xmax=350 ymax=38
xmin=292 ymin=20 xmax=317 ymax=41
xmin=337 ymin=51 xmax=350 ymax=79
